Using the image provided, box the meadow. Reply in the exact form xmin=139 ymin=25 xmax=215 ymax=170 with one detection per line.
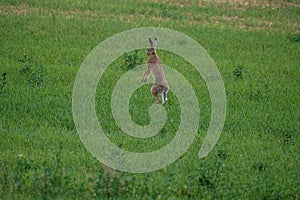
xmin=1 ymin=0 xmax=300 ymax=199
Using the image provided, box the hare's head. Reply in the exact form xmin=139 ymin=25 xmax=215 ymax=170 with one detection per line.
xmin=147 ymin=37 xmax=157 ymax=56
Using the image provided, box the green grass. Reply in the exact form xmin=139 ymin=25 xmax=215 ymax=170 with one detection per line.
xmin=1 ymin=0 xmax=300 ymax=199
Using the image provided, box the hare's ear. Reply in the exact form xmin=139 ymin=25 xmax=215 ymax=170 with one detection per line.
xmin=149 ymin=38 xmax=154 ymax=48
xmin=153 ymin=37 xmax=157 ymax=48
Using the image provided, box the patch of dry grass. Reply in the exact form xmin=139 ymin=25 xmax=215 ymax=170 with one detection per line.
xmin=0 ymin=1 xmax=299 ymax=32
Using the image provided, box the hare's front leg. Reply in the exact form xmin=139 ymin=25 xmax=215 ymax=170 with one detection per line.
xmin=141 ymin=69 xmax=151 ymax=82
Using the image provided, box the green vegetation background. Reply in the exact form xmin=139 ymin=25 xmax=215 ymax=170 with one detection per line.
xmin=0 ymin=0 xmax=299 ymax=199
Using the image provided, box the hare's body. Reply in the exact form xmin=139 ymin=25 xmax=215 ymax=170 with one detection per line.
xmin=141 ymin=38 xmax=169 ymax=105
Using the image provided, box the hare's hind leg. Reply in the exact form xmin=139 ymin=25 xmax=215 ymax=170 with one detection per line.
xmin=151 ymin=84 xmax=160 ymax=103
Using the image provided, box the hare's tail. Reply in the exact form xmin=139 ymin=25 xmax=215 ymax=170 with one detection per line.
xmin=162 ymin=92 xmax=167 ymax=104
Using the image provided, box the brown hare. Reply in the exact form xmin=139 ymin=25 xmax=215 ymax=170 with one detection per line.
xmin=141 ymin=37 xmax=169 ymax=105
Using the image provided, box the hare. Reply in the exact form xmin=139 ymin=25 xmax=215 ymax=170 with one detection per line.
xmin=141 ymin=37 xmax=169 ymax=105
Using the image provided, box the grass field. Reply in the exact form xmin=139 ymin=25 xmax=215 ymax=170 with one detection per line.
xmin=1 ymin=0 xmax=300 ymax=199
